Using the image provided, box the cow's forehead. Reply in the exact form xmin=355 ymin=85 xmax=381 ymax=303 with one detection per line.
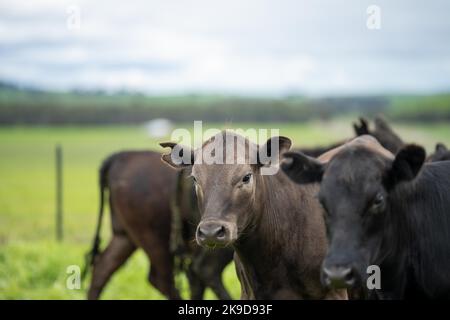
xmin=318 ymin=135 xmax=393 ymax=163
xmin=194 ymin=131 xmax=258 ymax=165
xmin=325 ymin=146 xmax=389 ymax=185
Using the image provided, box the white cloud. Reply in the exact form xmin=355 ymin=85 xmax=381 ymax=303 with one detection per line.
xmin=0 ymin=0 xmax=450 ymax=95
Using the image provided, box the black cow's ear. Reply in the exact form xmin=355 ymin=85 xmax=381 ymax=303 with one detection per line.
xmin=353 ymin=117 xmax=370 ymax=136
xmin=385 ymin=144 xmax=426 ymax=189
xmin=257 ymin=136 xmax=292 ymax=166
xmin=435 ymin=143 xmax=448 ymax=154
xmin=374 ymin=116 xmax=393 ymax=132
xmin=160 ymin=142 xmax=194 ymax=169
xmin=281 ymin=151 xmax=324 ymax=184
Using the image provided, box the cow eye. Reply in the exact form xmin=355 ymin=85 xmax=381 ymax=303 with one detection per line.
xmin=242 ymin=173 xmax=252 ymax=184
xmin=191 ymin=176 xmax=197 ymax=184
xmin=369 ymin=193 xmax=385 ymax=214
xmin=373 ymin=193 xmax=384 ymax=206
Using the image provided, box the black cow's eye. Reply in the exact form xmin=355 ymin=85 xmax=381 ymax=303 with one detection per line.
xmin=369 ymin=193 xmax=385 ymax=215
xmin=191 ymin=176 xmax=197 ymax=184
xmin=242 ymin=173 xmax=252 ymax=184
xmin=373 ymin=193 xmax=384 ymax=206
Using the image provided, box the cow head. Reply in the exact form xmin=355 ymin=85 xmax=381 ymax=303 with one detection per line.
xmin=282 ymin=139 xmax=426 ymax=290
xmin=161 ymin=131 xmax=291 ymax=248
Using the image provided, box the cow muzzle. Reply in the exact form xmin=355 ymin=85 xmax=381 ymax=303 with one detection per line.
xmin=321 ymin=265 xmax=357 ymax=289
xmin=196 ymin=220 xmax=234 ymax=248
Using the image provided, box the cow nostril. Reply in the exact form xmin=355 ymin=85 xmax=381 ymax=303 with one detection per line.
xmin=215 ymin=225 xmax=226 ymax=238
xmin=343 ymin=268 xmax=354 ymax=282
xmin=197 ymin=227 xmax=206 ymax=238
xmin=197 ymin=224 xmax=227 ymax=241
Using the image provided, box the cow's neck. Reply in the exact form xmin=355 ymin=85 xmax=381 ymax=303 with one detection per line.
xmin=377 ymin=180 xmax=429 ymax=298
xmin=239 ymin=171 xmax=299 ymax=246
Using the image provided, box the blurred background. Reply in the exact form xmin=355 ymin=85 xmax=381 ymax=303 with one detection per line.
xmin=1 ymin=0 xmax=450 ymax=299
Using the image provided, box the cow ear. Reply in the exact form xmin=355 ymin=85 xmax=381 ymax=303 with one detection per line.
xmin=160 ymin=142 xmax=194 ymax=169
xmin=257 ymin=136 xmax=292 ymax=166
xmin=281 ymin=151 xmax=324 ymax=184
xmin=435 ymin=143 xmax=448 ymax=154
xmin=353 ymin=117 xmax=370 ymax=136
xmin=374 ymin=116 xmax=392 ymax=132
xmin=385 ymin=144 xmax=426 ymax=189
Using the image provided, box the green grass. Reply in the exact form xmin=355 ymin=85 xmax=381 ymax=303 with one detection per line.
xmin=0 ymin=242 xmax=240 ymax=300
xmin=1 ymin=120 xmax=449 ymax=299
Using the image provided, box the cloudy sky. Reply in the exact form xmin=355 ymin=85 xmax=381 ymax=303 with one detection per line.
xmin=1 ymin=0 xmax=450 ymax=95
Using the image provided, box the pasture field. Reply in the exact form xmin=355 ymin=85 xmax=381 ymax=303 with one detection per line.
xmin=1 ymin=120 xmax=449 ymax=299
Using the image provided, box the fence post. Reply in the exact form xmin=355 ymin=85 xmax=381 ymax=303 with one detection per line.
xmin=56 ymin=144 xmax=63 ymax=242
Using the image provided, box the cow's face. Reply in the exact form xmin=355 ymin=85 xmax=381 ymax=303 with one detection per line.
xmin=317 ymin=148 xmax=392 ymax=289
xmin=191 ymin=162 xmax=255 ymax=248
xmin=282 ymin=143 xmax=425 ymax=290
xmin=161 ymin=131 xmax=291 ymax=248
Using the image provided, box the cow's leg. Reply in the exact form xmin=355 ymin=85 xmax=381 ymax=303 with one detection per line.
xmin=201 ymin=266 xmax=231 ymax=300
xmin=191 ymin=250 xmax=232 ymax=300
xmin=208 ymin=276 xmax=232 ymax=300
xmin=141 ymin=237 xmax=181 ymax=300
xmin=186 ymin=264 xmax=206 ymax=300
xmin=87 ymin=234 xmax=136 ymax=300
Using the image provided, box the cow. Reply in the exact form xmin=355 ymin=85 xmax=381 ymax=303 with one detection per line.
xmin=160 ymin=131 xmax=347 ymax=300
xmin=353 ymin=117 xmax=450 ymax=163
xmin=282 ymin=135 xmax=450 ymax=299
xmin=353 ymin=116 xmax=404 ymax=153
xmin=428 ymin=143 xmax=450 ymax=162
xmin=297 ymin=116 xmax=404 ymax=157
xmin=84 ymin=151 xmax=233 ymax=300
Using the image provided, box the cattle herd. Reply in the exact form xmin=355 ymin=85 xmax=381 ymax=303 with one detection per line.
xmin=84 ymin=117 xmax=450 ymax=300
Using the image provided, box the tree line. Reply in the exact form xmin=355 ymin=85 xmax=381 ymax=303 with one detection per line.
xmin=0 ymin=83 xmax=449 ymax=124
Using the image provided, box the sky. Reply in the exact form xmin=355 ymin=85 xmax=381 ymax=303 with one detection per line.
xmin=1 ymin=0 xmax=450 ymax=96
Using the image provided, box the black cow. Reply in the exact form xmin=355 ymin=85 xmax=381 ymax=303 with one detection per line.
xmin=282 ymin=136 xmax=450 ymax=299
xmin=298 ymin=116 xmax=404 ymax=157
